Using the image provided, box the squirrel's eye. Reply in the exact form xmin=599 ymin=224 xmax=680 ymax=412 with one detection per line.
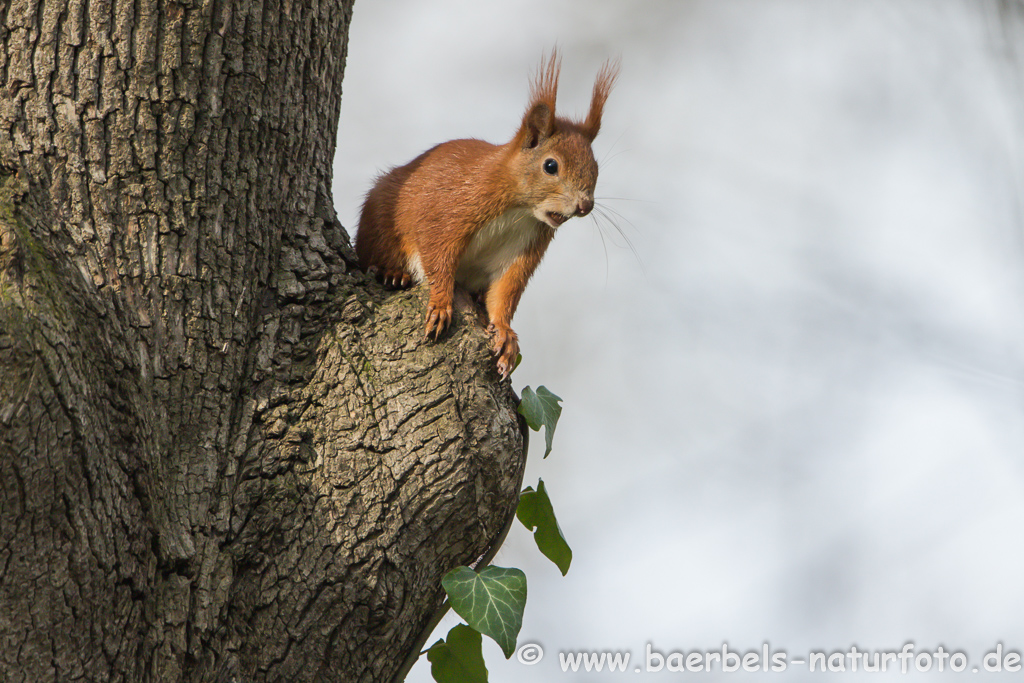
xmin=543 ymin=158 xmax=559 ymax=175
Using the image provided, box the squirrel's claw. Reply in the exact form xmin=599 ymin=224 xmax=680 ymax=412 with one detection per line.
xmin=381 ymin=270 xmax=413 ymax=290
xmin=488 ymin=323 xmax=519 ymax=379
xmin=424 ymin=301 xmax=453 ymax=340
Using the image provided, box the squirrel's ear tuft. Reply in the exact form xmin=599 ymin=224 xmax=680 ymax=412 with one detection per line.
xmin=516 ymin=49 xmax=560 ymax=149
xmin=530 ymin=48 xmax=561 ymax=114
xmin=581 ymin=58 xmax=619 ymax=141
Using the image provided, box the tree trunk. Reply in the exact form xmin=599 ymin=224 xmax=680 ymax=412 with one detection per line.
xmin=0 ymin=1 xmax=527 ymax=681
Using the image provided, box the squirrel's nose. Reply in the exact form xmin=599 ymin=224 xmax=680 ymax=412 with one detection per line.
xmin=576 ymin=198 xmax=594 ymax=216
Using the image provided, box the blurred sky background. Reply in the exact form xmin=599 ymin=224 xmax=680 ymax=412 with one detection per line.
xmin=332 ymin=1 xmax=1024 ymax=679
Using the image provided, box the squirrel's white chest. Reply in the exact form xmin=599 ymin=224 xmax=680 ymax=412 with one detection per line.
xmin=408 ymin=209 xmax=544 ymax=293
xmin=457 ymin=209 xmax=545 ymax=292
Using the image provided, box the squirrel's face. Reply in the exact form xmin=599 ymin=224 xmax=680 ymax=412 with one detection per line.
xmin=521 ymin=132 xmax=599 ymax=230
xmin=512 ymin=54 xmax=618 ymax=229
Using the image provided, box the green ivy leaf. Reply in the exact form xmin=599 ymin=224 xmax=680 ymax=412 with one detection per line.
xmin=518 ymin=386 xmax=562 ymax=458
xmin=427 ymin=624 xmax=488 ymax=683
xmin=441 ymin=566 xmax=527 ymax=659
xmin=517 ymin=479 xmax=572 ymax=576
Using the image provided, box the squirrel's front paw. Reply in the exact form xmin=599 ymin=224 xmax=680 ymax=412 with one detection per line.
xmin=424 ymin=297 xmax=453 ymax=340
xmin=489 ymin=323 xmax=519 ymax=379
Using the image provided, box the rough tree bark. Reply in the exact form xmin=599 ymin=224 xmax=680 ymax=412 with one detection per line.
xmin=0 ymin=0 xmax=527 ymax=681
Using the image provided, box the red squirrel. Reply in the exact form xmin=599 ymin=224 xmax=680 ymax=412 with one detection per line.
xmin=356 ymin=51 xmax=618 ymax=377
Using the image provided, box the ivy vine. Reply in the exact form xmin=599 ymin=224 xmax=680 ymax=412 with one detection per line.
xmin=424 ymin=385 xmax=568 ymax=682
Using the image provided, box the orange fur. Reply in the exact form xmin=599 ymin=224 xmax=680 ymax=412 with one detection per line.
xmin=355 ymin=50 xmax=617 ymax=377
